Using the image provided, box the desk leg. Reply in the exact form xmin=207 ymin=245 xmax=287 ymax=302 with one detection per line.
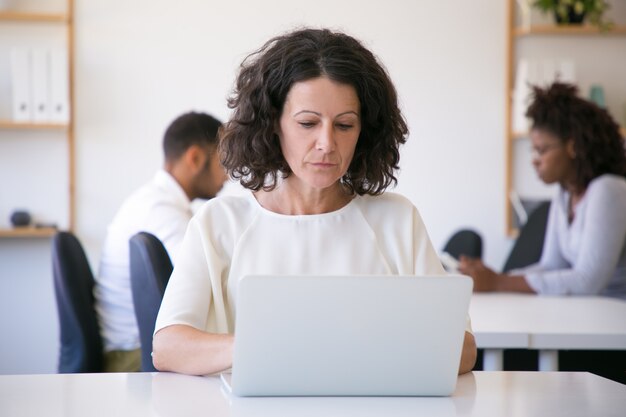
xmin=482 ymin=349 xmax=503 ymax=371
xmin=538 ymin=350 xmax=559 ymax=371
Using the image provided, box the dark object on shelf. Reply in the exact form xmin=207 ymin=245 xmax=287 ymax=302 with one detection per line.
xmin=10 ymin=210 xmax=32 ymax=227
xmin=554 ymin=6 xmax=586 ymax=24
xmin=34 ymin=222 xmax=58 ymax=229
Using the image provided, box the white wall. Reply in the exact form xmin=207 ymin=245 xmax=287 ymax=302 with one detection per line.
xmin=74 ymin=0 xmax=511 ymax=265
xmin=0 ymin=0 xmax=511 ymax=374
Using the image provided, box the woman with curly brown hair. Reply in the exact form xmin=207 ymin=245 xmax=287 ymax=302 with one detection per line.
xmin=460 ymin=82 xmax=626 ymax=299
xmin=152 ymin=28 xmax=477 ymax=376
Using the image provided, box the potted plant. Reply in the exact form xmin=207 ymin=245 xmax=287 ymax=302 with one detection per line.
xmin=532 ymin=0 xmax=612 ymax=30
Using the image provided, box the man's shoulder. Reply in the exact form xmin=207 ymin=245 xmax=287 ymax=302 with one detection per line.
xmin=108 ymin=180 xmax=188 ymax=231
xmin=123 ymin=177 xmax=186 ymax=209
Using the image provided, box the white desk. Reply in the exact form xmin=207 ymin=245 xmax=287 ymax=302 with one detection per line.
xmin=470 ymin=293 xmax=626 ymax=371
xmin=1 ymin=371 xmax=624 ymax=417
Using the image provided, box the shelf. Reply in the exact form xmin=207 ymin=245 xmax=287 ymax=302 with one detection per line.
xmin=0 ymin=11 xmax=69 ymax=23
xmin=0 ymin=0 xmax=75 ymax=234
xmin=0 ymin=120 xmax=69 ymax=130
xmin=0 ymin=227 xmax=57 ymax=238
xmin=512 ymin=131 xmax=529 ymax=140
xmin=505 ymin=0 xmax=626 ymax=236
xmin=514 ymin=25 xmax=626 ymax=37
xmin=506 ymin=227 xmax=520 ymax=239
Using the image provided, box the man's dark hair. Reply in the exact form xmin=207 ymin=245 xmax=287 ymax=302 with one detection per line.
xmin=526 ymin=82 xmax=626 ymax=190
xmin=219 ymin=28 xmax=408 ymax=195
xmin=163 ymin=112 xmax=222 ymax=162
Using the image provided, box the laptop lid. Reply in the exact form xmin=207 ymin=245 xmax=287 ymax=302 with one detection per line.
xmin=228 ymin=274 xmax=472 ymax=397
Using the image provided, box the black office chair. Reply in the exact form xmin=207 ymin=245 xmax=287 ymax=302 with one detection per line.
xmin=52 ymin=231 xmax=104 ymax=373
xmin=502 ymin=201 xmax=551 ymax=272
xmin=129 ymin=232 xmax=173 ymax=372
xmin=442 ymin=229 xmax=483 ymax=260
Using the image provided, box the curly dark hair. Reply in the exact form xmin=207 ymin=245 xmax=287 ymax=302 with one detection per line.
xmin=526 ymin=82 xmax=626 ymax=191
xmin=219 ymin=28 xmax=408 ymax=195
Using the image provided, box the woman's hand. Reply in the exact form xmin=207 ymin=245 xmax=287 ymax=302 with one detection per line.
xmin=458 ymin=256 xmax=499 ymax=292
xmin=458 ymin=256 xmax=536 ymax=294
xmin=458 ymin=331 xmax=477 ymax=375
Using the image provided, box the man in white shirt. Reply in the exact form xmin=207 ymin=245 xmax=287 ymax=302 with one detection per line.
xmin=95 ymin=112 xmax=227 ymax=372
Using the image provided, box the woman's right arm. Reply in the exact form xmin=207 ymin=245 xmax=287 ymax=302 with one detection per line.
xmin=152 ymin=325 xmax=233 ymax=375
xmin=153 ymin=207 xmax=235 ymax=375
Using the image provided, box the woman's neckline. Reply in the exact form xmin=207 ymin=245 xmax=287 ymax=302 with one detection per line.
xmin=249 ymin=191 xmax=358 ymax=219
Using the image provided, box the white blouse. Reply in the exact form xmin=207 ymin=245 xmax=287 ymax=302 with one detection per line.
xmin=155 ymin=192 xmax=448 ymax=334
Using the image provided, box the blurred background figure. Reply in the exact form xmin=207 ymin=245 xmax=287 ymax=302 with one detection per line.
xmin=460 ymin=82 xmax=626 ymax=300
xmin=95 ymin=112 xmax=227 ymax=372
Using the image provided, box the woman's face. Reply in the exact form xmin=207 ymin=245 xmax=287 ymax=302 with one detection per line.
xmin=530 ymin=128 xmax=575 ymax=185
xmin=277 ymin=76 xmax=361 ymax=192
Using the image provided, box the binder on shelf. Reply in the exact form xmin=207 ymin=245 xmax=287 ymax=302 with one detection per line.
xmin=31 ymin=48 xmax=50 ymax=123
xmin=10 ymin=48 xmax=33 ymax=122
xmin=49 ymin=49 xmax=70 ymax=123
xmin=512 ymin=59 xmax=535 ymax=133
xmin=557 ymin=60 xmax=576 ymax=84
xmin=540 ymin=60 xmax=557 ymax=87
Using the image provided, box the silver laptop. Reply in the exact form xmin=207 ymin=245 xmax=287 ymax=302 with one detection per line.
xmin=222 ymin=274 xmax=472 ymax=397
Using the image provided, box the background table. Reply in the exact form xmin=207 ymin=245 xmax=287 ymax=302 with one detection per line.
xmin=1 ymin=371 xmax=625 ymax=417
xmin=470 ymin=293 xmax=626 ymax=371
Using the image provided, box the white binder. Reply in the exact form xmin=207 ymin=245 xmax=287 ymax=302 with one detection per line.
xmin=541 ymin=59 xmax=557 ymax=86
xmin=31 ymin=48 xmax=50 ymax=123
xmin=558 ymin=60 xmax=576 ymax=84
xmin=49 ymin=49 xmax=70 ymax=123
xmin=512 ymin=59 xmax=531 ymax=133
xmin=10 ymin=48 xmax=33 ymax=122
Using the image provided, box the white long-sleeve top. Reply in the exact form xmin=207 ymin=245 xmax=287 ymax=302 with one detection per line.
xmin=96 ymin=170 xmax=192 ymax=351
xmin=517 ymin=174 xmax=626 ymax=299
xmin=155 ymin=192 xmax=449 ymax=335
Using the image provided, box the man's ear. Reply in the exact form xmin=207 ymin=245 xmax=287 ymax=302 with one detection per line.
xmin=185 ymin=144 xmax=207 ymax=172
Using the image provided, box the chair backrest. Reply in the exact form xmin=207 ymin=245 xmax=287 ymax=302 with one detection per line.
xmin=52 ymin=231 xmax=104 ymax=373
xmin=442 ymin=229 xmax=483 ymax=259
xmin=502 ymin=201 xmax=551 ymax=272
xmin=129 ymin=232 xmax=173 ymax=372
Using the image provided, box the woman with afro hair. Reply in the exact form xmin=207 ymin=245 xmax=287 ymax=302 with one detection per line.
xmin=460 ymin=82 xmax=626 ymax=300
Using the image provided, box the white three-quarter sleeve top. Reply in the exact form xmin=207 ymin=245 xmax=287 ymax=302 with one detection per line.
xmin=155 ymin=192 xmax=447 ymax=334
xmin=518 ymin=174 xmax=626 ymax=299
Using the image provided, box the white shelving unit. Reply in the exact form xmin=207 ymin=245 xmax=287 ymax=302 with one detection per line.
xmin=504 ymin=0 xmax=626 ymax=235
xmin=0 ymin=0 xmax=74 ymax=238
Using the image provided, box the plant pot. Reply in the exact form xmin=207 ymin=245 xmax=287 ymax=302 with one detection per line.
xmin=554 ymin=6 xmax=586 ymax=25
